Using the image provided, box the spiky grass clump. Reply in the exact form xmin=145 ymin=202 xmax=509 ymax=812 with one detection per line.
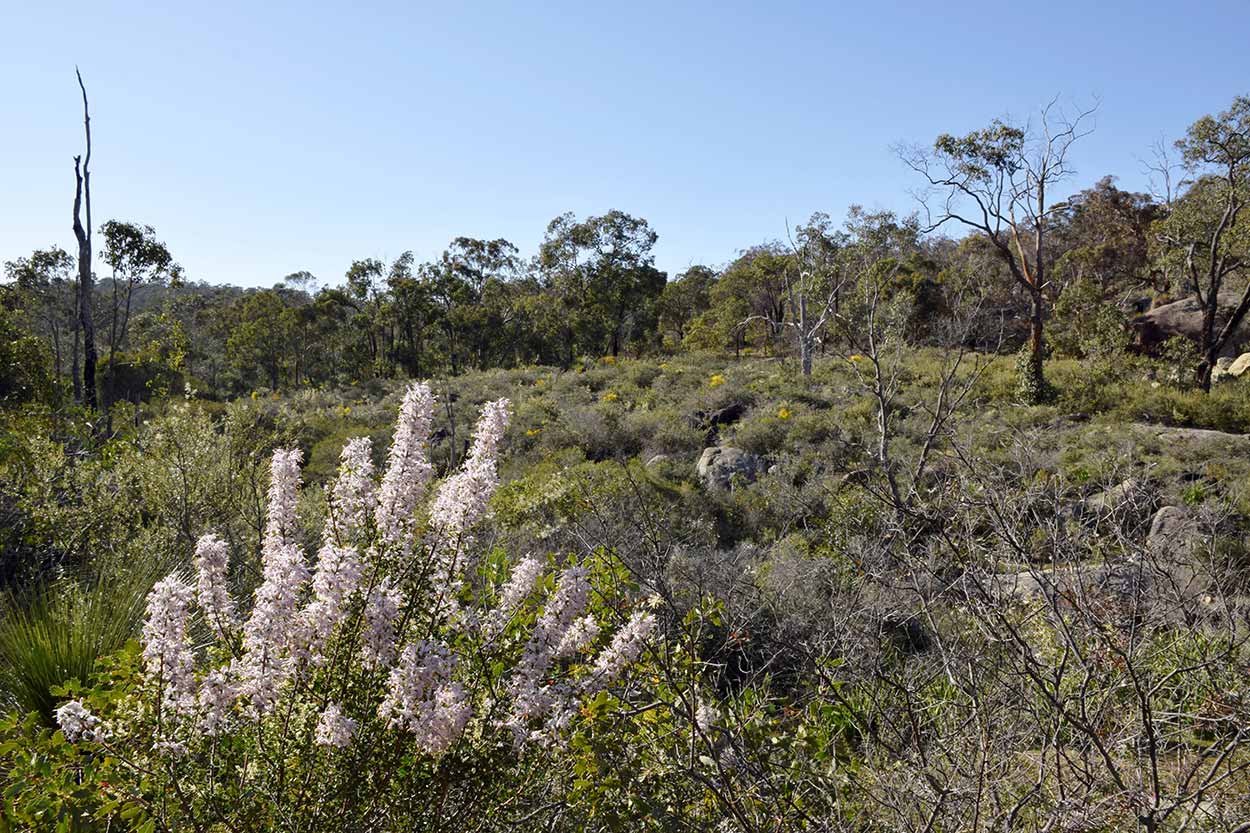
xmin=0 ymin=572 xmax=151 ymax=725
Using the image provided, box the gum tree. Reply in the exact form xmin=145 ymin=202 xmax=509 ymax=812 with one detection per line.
xmin=1153 ymin=95 xmax=1250 ymax=389
xmin=901 ymin=100 xmax=1095 ymax=402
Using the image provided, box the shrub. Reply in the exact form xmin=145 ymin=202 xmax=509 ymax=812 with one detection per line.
xmin=9 ymin=384 xmax=657 ymax=832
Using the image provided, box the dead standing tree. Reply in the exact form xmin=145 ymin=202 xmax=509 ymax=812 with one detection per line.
xmin=733 ymin=215 xmax=851 ymax=377
xmin=71 ymin=68 xmax=98 ymax=411
xmin=900 ymin=99 xmax=1096 ymax=403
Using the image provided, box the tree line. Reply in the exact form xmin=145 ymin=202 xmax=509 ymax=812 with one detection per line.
xmin=2 ymin=92 xmax=1248 ymax=407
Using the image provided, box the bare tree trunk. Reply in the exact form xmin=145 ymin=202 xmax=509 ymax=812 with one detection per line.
xmin=71 ymin=69 xmax=97 ymax=412
xmin=46 ymin=307 xmax=63 ymax=381
xmin=1198 ymin=300 xmax=1217 ymax=391
xmin=1027 ymin=286 xmax=1046 ymax=392
xmin=797 ymin=294 xmax=813 ymax=376
xmin=71 ymin=312 xmax=82 ymax=403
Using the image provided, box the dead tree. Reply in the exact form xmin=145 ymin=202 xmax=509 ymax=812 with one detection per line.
xmin=71 ymin=68 xmax=98 ymax=411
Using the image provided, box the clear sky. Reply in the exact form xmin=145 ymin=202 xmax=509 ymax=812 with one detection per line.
xmin=3 ymin=0 xmax=1249 ymax=288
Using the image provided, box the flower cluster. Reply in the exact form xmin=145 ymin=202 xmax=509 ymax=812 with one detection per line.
xmin=55 ymin=700 xmax=104 ymax=743
xmin=484 ymin=555 xmax=545 ymax=638
xmin=193 ymin=534 xmax=235 ymax=639
xmin=197 ymin=669 xmax=234 ymax=737
xmin=427 ymin=398 xmax=508 ymax=557
xmin=505 ymin=566 xmax=592 ymax=741
xmin=119 ymin=382 xmax=656 ymax=762
xmin=377 ymin=640 xmax=470 ymax=754
xmin=236 ymin=449 xmax=310 ymax=715
xmin=315 ymin=702 xmax=357 ymax=749
xmin=298 ymin=541 xmax=364 ymax=665
xmin=582 ymin=611 xmax=657 ymax=693
xmin=376 ymin=383 xmax=435 ymax=550
xmin=141 ymin=576 xmax=197 ymax=716
xmin=327 ymin=437 xmax=375 ymax=544
xmin=360 ymin=580 xmax=403 ymax=670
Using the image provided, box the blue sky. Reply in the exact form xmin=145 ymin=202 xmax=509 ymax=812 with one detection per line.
xmin=3 ymin=0 xmax=1249 ymax=288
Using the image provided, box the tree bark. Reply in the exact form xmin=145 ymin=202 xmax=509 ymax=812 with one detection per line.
xmin=798 ymin=294 xmax=812 ymax=376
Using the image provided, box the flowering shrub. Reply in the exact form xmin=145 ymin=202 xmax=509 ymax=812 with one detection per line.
xmin=24 ymin=384 xmax=656 ymax=832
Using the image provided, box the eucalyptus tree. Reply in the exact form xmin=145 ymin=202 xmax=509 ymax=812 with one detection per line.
xmin=901 ymin=99 xmax=1095 ymax=402
xmin=656 ymin=265 xmax=716 ymax=350
xmin=785 ymin=212 xmax=850 ymax=375
xmin=99 ymin=221 xmax=179 ymax=370
xmin=538 ymin=210 xmax=665 ymax=360
xmin=3 ymin=247 xmax=76 ymax=386
xmin=1152 ymin=95 xmax=1250 ymax=389
xmin=426 ymin=237 xmax=523 ymax=373
xmin=712 ymin=245 xmax=791 ymax=357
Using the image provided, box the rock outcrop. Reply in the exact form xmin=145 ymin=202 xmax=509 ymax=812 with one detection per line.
xmin=696 ymin=446 xmax=760 ymax=491
xmin=1131 ymin=292 xmax=1250 ymax=357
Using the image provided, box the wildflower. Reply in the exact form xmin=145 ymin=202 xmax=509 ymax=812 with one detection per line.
xmin=413 ymin=682 xmax=471 ymax=754
xmin=297 ymin=543 xmax=363 ymax=664
xmin=361 ymin=580 xmax=404 ymax=670
xmin=556 ymin=615 xmax=601 ymax=658
xmin=708 ymin=373 xmax=726 ymax=388
xmin=582 ymin=611 xmax=656 ymax=693
xmin=237 ymin=450 xmax=310 ymax=715
xmin=425 ymin=399 xmax=510 ymax=617
xmin=777 ymin=406 xmax=792 ymax=420
xmin=484 ymin=556 xmax=546 ymax=637
xmin=197 ymin=669 xmax=234 ymax=736
xmin=427 ymin=398 xmax=510 ymax=549
xmin=315 ymin=702 xmax=357 ymax=749
xmin=141 ymin=575 xmax=197 ymax=717
xmin=55 ymin=700 xmax=101 ymax=743
xmin=153 ymin=739 xmax=188 ymax=758
xmin=263 ymin=449 xmax=303 ymax=550
xmin=506 ymin=565 xmax=591 ymax=731
xmin=194 ymin=533 xmax=236 ymax=639
xmin=326 ymin=437 xmax=375 ymax=545
xmin=601 ymin=390 xmax=619 ymax=402
xmin=376 ymin=383 xmax=435 ymax=550
xmin=378 ymin=641 xmax=470 ymax=754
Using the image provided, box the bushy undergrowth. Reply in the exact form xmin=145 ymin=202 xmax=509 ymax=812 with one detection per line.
xmin=2 ymin=351 xmax=1250 ymax=831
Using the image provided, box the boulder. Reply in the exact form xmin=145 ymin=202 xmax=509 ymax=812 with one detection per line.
xmin=880 ymin=613 xmax=931 ymax=654
xmin=986 ymin=562 xmax=1152 ymax=608
xmin=690 ymin=401 xmax=747 ymax=430
xmin=1229 ymin=352 xmax=1250 ymax=378
xmin=1212 ymin=356 xmax=1236 ymax=383
xmin=1131 ymin=292 xmax=1250 ymax=357
xmin=1146 ymin=505 xmax=1199 ymax=558
xmin=1132 ymin=423 xmax=1250 ymax=446
xmin=1081 ymin=478 xmax=1144 ymax=515
xmin=696 ymin=446 xmax=760 ymax=491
